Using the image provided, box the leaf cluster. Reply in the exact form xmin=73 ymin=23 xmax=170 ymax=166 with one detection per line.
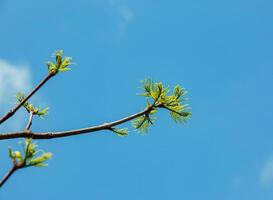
xmin=8 ymin=139 xmax=52 ymax=168
xmin=47 ymin=50 xmax=72 ymax=75
xmin=16 ymin=92 xmax=49 ymax=118
xmin=132 ymin=79 xmax=192 ymax=133
xmin=157 ymin=84 xmax=192 ymax=123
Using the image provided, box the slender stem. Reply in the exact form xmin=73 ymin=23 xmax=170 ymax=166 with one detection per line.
xmin=136 ymin=114 xmax=148 ymax=129
xmin=158 ymin=105 xmax=188 ymax=116
xmin=0 ymin=106 xmax=153 ymax=140
xmin=0 ymin=74 xmax=53 ymax=125
xmin=146 ymin=115 xmax=153 ymax=125
xmin=25 ymin=111 xmax=34 ymax=132
xmin=0 ymin=164 xmax=19 ymax=188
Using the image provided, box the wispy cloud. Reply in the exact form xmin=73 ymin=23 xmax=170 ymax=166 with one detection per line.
xmin=0 ymin=59 xmax=31 ymax=103
xmin=260 ymin=157 xmax=273 ymax=186
xmin=0 ymin=59 xmax=32 ymax=131
xmin=109 ymin=0 xmax=134 ymax=38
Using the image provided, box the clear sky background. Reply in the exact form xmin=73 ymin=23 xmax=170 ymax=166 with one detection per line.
xmin=0 ymin=0 xmax=273 ymax=199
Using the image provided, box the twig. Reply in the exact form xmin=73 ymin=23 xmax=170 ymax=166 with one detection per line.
xmin=158 ymin=105 xmax=187 ymax=116
xmin=0 ymin=106 xmax=154 ymax=140
xmin=0 ymin=74 xmax=53 ymax=125
xmin=25 ymin=111 xmax=34 ymax=132
xmin=0 ymin=164 xmax=21 ymax=188
xmin=135 ymin=115 xmax=148 ymax=129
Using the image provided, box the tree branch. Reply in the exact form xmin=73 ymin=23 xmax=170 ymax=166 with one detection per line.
xmin=0 ymin=164 xmax=21 ymax=188
xmin=0 ymin=106 xmax=153 ymax=140
xmin=0 ymin=74 xmax=53 ymax=125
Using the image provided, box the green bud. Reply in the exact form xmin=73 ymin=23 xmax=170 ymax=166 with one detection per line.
xmin=14 ymin=151 xmax=23 ymax=161
xmin=55 ymin=50 xmax=63 ymax=67
xmin=14 ymin=151 xmax=21 ymax=158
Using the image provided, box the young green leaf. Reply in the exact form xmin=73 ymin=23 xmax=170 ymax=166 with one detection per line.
xmin=47 ymin=50 xmax=73 ymax=75
xmin=111 ymin=128 xmax=129 ymax=137
xmin=16 ymin=92 xmax=49 ymax=118
xmin=137 ymin=79 xmax=192 ymax=128
xmin=132 ymin=114 xmax=155 ymax=134
xmin=28 ymin=152 xmax=53 ymax=167
xmin=7 ymin=139 xmax=53 ymax=169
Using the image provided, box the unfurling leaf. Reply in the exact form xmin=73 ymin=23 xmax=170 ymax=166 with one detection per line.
xmin=137 ymin=79 xmax=191 ymax=128
xmin=29 ymin=152 xmax=53 ymax=167
xmin=111 ymin=128 xmax=129 ymax=137
xmin=16 ymin=92 xmax=29 ymax=111
xmin=47 ymin=50 xmax=73 ymax=75
xmin=132 ymin=114 xmax=155 ymax=134
xmin=16 ymin=92 xmax=49 ymax=118
xmin=7 ymin=139 xmax=52 ymax=168
xmin=36 ymin=107 xmax=49 ymax=118
xmin=8 ymin=148 xmax=14 ymax=160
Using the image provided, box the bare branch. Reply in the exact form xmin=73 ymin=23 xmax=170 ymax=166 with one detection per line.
xmin=0 ymin=74 xmax=53 ymax=125
xmin=0 ymin=163 xmax=21 ymax=188
xmin=0 ymin=106 xmax=153 ymax=140
xmin=25 ymin=111 xmax=34 ymax=132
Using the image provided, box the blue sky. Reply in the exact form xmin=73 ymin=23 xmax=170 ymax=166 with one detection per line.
xmin=0 ymin=0 xmax=273 ymax=199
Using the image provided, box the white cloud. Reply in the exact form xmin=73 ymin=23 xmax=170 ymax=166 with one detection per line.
xmin=0 ymin=59 xmax=32 ymax=131
xmin=0 ymin=59 xmax=31 ymax=104
xmin=109 ymin=0 xmax=134 ymax=37
xmin=260 ymin=157 xmax=273 ymax=186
